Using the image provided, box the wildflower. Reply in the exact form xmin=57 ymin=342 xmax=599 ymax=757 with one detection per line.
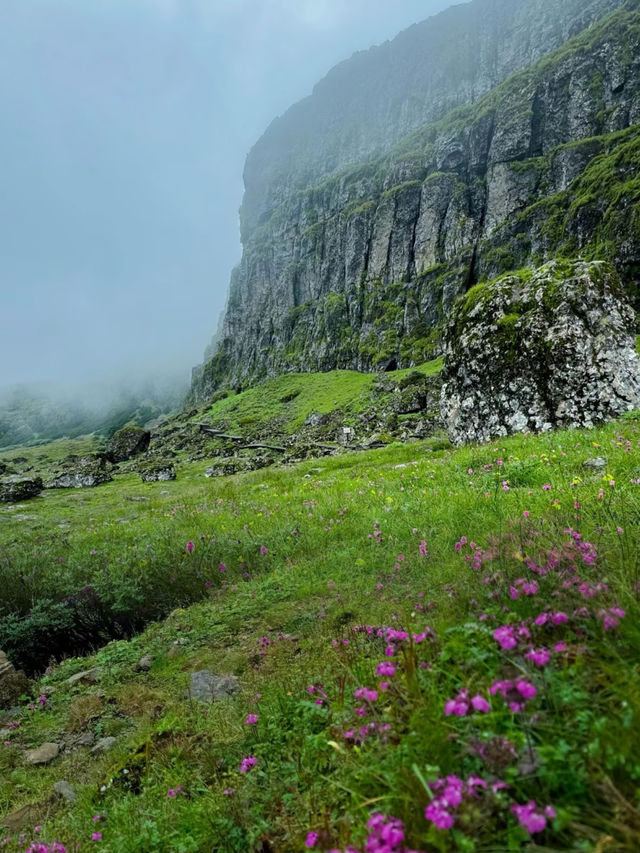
xmin=365 ymin=813 xmax=405 ymax=851
xmin=305 ymin=831 xmax=319 ymax=849
xmin=419 ymin=539 xmax=428 ymax=557
xmin=471 ymin=694 xmax=490 ymax=713
xmin=376 ymin=661 xmax=396 ymax=677
xmin=542 ymin=484 xmax=551 ymax=491
xmin=525 ymin=648 xmax=550 ymax=667
xmin=223 ymin=788 xmax=234 ymax=796
xmin=354 ymin=687 xmax=378 ymax=703
xmin=240 ymin=755 xmax=258 ymax=773
xmin=511 ymin=801 xmax=556 ymax=834
xmin=493 ymin=625 xmax=517 ymax=650
xmin=185 ymin=541 xmax=195 ymax=553
xmin=91 ymin=834 xmax=102 ymax=842
xmin=244 ymin=713 xmax=259 ymax=725
xmin=260 ymin=545 xmax=268 ymax=555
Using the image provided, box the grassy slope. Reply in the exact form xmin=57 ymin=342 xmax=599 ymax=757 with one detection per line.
xmin=200 ymin=360 xmax=443 ymax=436
xmin=1 ymin=412 xmax=639 ymax=852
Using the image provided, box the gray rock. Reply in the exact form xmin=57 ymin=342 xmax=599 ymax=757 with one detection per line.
xmin=440 ymin=261 xmax=640 ymax=445
xmin=136 ymin=654 xmax=153 ymax=672
xmin=188 ymin=670 xmax=239 ymax=703
xmin=106 ymin=426 xmax=151 ymax=463
xmin=140 ymin=465 xmax=176 ymax=483
xmin=0 ymin=476 xmax=43 ymax=503
xmin=74 ymin=731 xmax=95 ymax=748
xmin=583 ymin=456 xmax=607 ymax=470
xmin=66 ymin=668 xmax=101 ymax=686
xmin=25 ymin=742 xmax=59 ymax=765
xmin=53 ymin=780 xmax=77 ymax=803
xmin=91 ymin=736 xmax=116 ymax=754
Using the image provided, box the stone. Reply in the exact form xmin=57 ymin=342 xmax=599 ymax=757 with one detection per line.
xmin=188 ymin=670 xmax=239 ymax=703
xmin=25 ymin=742 xmax=59 ymax=765
xmin=46 ymin=456 xmax=113 ymax=489
xmin=0 ymin=650 xmax=30 ymax=709
xmin=140 ymin=465 xmax=176 ymax=483
xmin=91 ymin=736 xmax=116 ymax=754
xmin=583 ymin=456 xmax=607 ymax=470
xmin=1 ymin=804 xmax=40 ymax=832
xmin=53 ymin=780 xmax=77 ymax=803
xmin=105 ymin=426 xmax=151 ymax=463
xmin=66 ymin=668 xmax=101 ymax=686
xmin=74 ymin=731 xmax=95 ymax=748
xmin=440 ymin=261 xmax=640 ymax=445
xmin=0 ymin=476 xmax=43 ymax=503
xmin=136 ymin=654 xmax=153 ymax=672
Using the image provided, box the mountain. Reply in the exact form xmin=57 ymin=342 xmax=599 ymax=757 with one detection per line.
xmin=191 ymin=0 xmax=639 ymax=401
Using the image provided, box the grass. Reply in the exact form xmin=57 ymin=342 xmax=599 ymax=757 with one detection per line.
xmin=199 ymin=360 xmax=443 ymax=436
xmin=1 ymin=408 xmax=639 ymax=852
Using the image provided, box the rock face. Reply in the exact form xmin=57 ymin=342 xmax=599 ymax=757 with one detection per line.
xmin=106 ymin=426 xmax=151 ymax=463
xmin=191 ymin=0 xmax=640 ymax=401
xmin=440 ymin=260 xmax=640 ymax=444
xmin=0 ymin=476 xmax=42 ymax=503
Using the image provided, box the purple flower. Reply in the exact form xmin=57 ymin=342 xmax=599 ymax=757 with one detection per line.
xmin=511 ymin=801 xmax=556 ymax=834
xmin=244 ymin=713 xmax=259 ymax=725
xmin=240 ymin=755 xmax=258 ymax=773
xmin=525 ymin=648 xmax=550 ymax=667
xmin=305 ymin=831 xmax=319 ymax=849
xmin=185 ymin=541 xmax=195 ymax=553
xmin=376 ymin=661 xmax=396 ymax=677
xmin=471 ymin=694 xmax=490 ymax=713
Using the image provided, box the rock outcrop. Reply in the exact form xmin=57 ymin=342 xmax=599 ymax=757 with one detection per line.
xmin=440 ymin=260 xmax=640 ymax=444
xmin=106 ymin=427 xmax=151 ymax=463
xmin=192 ymin=0 xmax=640 ymax=401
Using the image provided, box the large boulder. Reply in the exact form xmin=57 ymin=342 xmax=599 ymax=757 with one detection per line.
xmin=105 ymin=426 xmax=150 ymax=462
xmin=441 ymin=260 xmax=640 ymax=445
xmin=0 ymin=476 xmax=43 ymax=503
xmin=46 ymin=455 xmax=113 ymax=489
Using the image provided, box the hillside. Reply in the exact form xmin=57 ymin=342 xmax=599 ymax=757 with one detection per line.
xmin=0 ymin=406 xmax=639 ymax=851
xmin=192 ymin=0 xmax=640 ymax=399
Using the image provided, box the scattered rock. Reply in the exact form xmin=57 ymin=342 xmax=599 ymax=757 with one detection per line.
xmin=74 ymin=731 xmax=95 ymax=748
xmin=53 ymin=780 xmax=77 ymax=803
xmin=25 ymin=742 xmax=59 ymax=765
xmin=583 ymin=456 xmax=607 ymax=470
xmin=136 ymin=654 xmax=153 ymax=672
xmin=441 ymin=260 xmax=640 ymax=445
xmin=0 ymin=649 xmax=30 ymax=709
xmin=106 ymin=426 xmax=151 ymax=463
xmin=140 ymin=465 xmax=176 ymax=483
xmin=91 ymin=736 xmax=116 ymax=754
xmin=188 ymin=670 xmax=239 ymax=703
xmin=1 ymin=804 xmax=40 ymax=832
xmin=0 ymin=476 xmax=43 ymax=503
xmin=66 ymin=668 xmax=101 ymax=686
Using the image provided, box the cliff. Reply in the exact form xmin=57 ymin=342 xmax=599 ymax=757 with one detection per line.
xmin=192 ymin=0 xmax=640 ymax=401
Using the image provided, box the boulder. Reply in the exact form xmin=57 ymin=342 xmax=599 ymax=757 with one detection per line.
xmin=53 ymin=780 xmax=77 ymax=803
xmin=140 ymin=465 xmax=176 ymax=483
xmin=441 ymin=260 xmax=640 ymax=445
xmin=0 ymin=476 xmax=43 ymax=503
xmin=47 ymin=455 xmax=113 ymax=489
xmin=188 ymin=670 xmax=239 ymax=703
xmin=105 ymin=426 xmax=151 ymax=462
xmin=66 ymin=668 xmax=101 ymax=686
xmin=25 ymin=742 xmax=59 ymax=765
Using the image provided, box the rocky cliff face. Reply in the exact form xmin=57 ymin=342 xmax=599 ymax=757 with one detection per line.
xmin=192 ymin=0 xmax=640 ymax=401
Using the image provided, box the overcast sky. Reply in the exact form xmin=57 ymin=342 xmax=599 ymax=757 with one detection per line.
xmin=0 ymin=0 xmax=455 ymax=393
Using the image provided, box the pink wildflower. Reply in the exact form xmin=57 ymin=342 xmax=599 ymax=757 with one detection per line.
xmin=185 ymin=541 xmax=195 ymax=553
xmin=305 ymin=831 xmax=319 ymax=849
xmin=244 ymin=713 xmax=259 ymax=725
xmin=240 ymin=755 xmax=258 ymax=773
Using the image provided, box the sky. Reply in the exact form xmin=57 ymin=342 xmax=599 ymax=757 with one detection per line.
xmin=0 ymin=0 xmax=455 ymax=394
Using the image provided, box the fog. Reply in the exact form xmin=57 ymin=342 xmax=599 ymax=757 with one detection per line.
xmin=0 ymin=0 xmax=455 ymax=399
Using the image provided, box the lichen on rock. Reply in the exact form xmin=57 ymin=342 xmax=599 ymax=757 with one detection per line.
xmin=440 ymin=259 xmax=640 ymax=444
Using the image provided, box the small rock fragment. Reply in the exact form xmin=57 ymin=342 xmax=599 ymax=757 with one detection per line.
xmin=25 ymin=742 xmax=59 ymax=765
xmin=53 ymin=780 xmax=77 ymax=803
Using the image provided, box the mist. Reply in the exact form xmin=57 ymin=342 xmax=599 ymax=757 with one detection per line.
xmin=0 ymin=0 xmax=455 ymax=401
